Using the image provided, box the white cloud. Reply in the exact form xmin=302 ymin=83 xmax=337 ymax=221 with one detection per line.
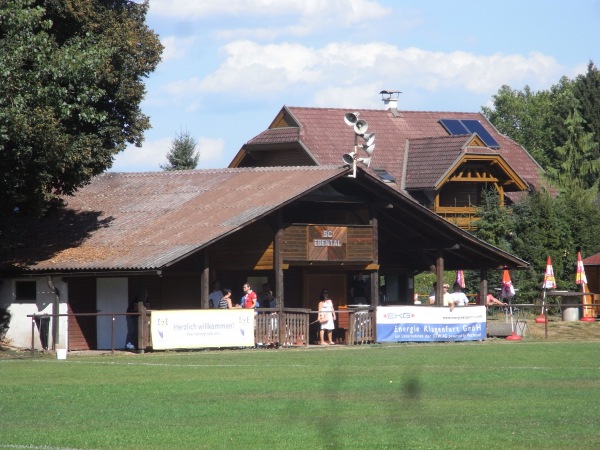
xmin=160 ymin=36 xmax=195 ymax=62
xmin=189 ymin=41 xmax=564 ymax=101
xmin=197 ymin=137 xmax=225 ymax=164
xmin=110 ymin=137 xmax=225 ymax=172
xmin=150 ymin=0 xmax=390 ymax=24
xmin=111 ymin=139 xmax=171 ymax=172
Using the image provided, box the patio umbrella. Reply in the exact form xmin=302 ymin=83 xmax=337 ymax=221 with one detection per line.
xmin=455 ymin=270 xmax=465 ymax=289
xmin=501 ymin=269 xmax=521 ymax=341
xmin=536 ymin=256 xmax=556 ymax=323
xmin=577 ymin=252 xmax=595 ymax=322
xmin=542 ymin=255 xmax=557 ymax=289
xmin=576 ymin=251 xmax=588 ymax=285
xmin=500 ymin=269 xmax=515 ymax=299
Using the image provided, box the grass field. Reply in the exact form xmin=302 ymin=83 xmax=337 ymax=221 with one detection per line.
xmin=2 ymin=335 xmax=600 ymax=449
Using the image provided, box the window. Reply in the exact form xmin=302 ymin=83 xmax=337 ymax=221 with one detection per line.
xmin=15 ymin=281 xmax=37 ymax=303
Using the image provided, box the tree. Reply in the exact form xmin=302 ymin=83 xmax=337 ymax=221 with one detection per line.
xmin=0 ymin=0 xmax=162 ymax=218
xmin=474 ymin=188 xmax=513 ymax=252
xmin=482 ymin=84 xmax=569 ymax=169
xmin=160 ymin=130 xmax=200 ymax=171
xmin=545 ymin=108 xmax=600 ymax=191
xmin=572 ymin=61 xmax=600 ymax=164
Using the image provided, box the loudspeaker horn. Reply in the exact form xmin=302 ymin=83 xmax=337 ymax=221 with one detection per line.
xmin=358 ymin=157 xmax=372 ymax=167
xmin=344 ymin=112 xmax=359 ymax=126
xmin=361 ymin=143 xmax=375 ymax=155
xmin=342 ymin=152 xmax=356 ymax=165
xmin=361 ymin=133 xmax=375 ymax=146
xmin=353 ymin=119 xmax=368 ymax=134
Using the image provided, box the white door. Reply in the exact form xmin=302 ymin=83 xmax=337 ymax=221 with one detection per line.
xmin=96 ymin=278 xmax=128 ymax=349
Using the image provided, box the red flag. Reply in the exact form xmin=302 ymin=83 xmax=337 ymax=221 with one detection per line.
xmin=500 ymin=269 xmax=515 ymax=299
xmin=542 ymin=256 xmax=557 ymax=289
xmin=455 ymin=270 xmax=465 ymax=289
xmin=576 ymin=251 xmax=588 ymax=285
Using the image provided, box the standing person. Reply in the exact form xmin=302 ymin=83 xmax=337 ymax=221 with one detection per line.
xmin=208 ymin=281 xmax=223 ymax=309
xmin=450 ymin=282 xmax=469 ymax=311
xmin=125 ymin=300 xmax=138 ymax=350
xmin=350 ymin=271 xmax=368 ymax=305
xmin=259 ymin=283 xmax=276 ymax=308
xmin=442 ymin=284 xmax=453 ymax=306
xmin=428 ymin=282 xmax=437 ymax=304
xmin=218 ymin=288 xmax=234 ymax=309
xmin=318 ymin=289 xmax=336 ymax=345
xmin=242 ymin=283 xmax=257 ymax=309
xmin=430 ymin=283 xmax=453 ymax=306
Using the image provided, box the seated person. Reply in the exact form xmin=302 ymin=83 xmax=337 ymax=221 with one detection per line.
xmin=485 ymin=293 xmax=507 ymax=307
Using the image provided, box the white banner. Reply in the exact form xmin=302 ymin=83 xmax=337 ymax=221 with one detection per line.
xmin=376 ymin=306 xmax=486 ymax=342
xmin=151 ymin=309 xmax=255 ymax=350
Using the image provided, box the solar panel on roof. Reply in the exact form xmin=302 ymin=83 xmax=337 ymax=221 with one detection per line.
xmin=439 ymin=119 xmax=469 ymax=135
xmin=460 ymin=119 xmax=500 ymax=148
xmin=439 ymin=119 xmax=500 ymax=148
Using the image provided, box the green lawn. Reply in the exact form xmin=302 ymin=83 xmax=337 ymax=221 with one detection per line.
xmin=1 ymin=342 xmax=599 ymax=449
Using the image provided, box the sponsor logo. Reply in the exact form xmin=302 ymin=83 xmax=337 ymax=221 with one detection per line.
xmin=384 ymin=312 xmax=415 ymax=320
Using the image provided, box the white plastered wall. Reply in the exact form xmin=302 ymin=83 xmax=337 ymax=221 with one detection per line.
xmin=0 ymin=277 xmax=68 ymax=350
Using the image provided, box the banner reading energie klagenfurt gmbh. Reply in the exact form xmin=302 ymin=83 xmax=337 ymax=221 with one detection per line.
xmin=151 ymin=309 xmax=255 ymax=350
xmin=376 ymin=306 xmax=486 ymax=342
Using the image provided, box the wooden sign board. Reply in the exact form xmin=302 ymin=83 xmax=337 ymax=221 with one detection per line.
xmin=308 ymin=226 xmax=347 ymax=261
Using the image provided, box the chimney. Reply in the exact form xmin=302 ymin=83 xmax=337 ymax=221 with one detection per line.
xmin=380 ymin=90 xmax=401 ymax=117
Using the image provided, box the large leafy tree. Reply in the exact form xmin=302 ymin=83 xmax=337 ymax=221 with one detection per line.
xmin=0 ymin=0 xmax=162 ymax=217
xmin=474 ymin=187 xmax=600 ymax=302
xmin=160 ymin=130 xmax=200 ymax=171
xmin=481 ymin=84 xmax=571 ymax=169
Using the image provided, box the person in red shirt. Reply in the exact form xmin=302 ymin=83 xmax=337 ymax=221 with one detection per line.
xmin=242 ymin=283 xmax=257 ymax=308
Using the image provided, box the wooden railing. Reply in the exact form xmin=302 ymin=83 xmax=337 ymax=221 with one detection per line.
xmin=28 ymin=305 xmax=378 ymax=355
xmin=255 ymin=308 xmax=310 ymax=347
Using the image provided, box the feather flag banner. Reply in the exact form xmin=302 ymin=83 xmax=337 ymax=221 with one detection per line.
xmin=455 ymin=270 xmax=465 ymax=289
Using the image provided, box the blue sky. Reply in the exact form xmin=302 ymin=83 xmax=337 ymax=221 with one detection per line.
xmin=111 ymin=0 xmax=600 ymax=172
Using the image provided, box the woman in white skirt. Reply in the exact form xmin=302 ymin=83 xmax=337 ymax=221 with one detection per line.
xmin=318 ymin=289 xmax=336 ymax=345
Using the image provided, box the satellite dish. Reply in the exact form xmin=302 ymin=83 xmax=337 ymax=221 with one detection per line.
xmin=353 ymin=119 xmax=368 ymax=134
xmin=342 ymin=153 xmax=356 ymax=165
xmin=344 ymin=112 xmax=359 ymax=126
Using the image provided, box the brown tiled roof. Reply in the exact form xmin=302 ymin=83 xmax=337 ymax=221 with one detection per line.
xmin=4 ymin=167 xmax=347 ymax=272
xmin=239 ymin=107 xmax=545 ymax=192
xmin=246 ymin=127 xmax=301 ymax=145
xmin=405 ymin=135 xmax=469 ymax=189
xmin=583 ymin=253 xmax=600 ymax=265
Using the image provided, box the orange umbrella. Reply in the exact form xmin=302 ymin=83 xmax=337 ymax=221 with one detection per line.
xmin=501 ymin=269 xmax=520 ymax=341
xmin=500 ymin=269 xmax=515 ymax=299
xmin=577 ymin=252 xmax=595 ymax=322
xmin=576 ymin=251 xmax=588 ymax=285
xmin=536 ymin=256 xmax=556 ymax=323
xmin=542 ymin=256 xmax=557 ymax=289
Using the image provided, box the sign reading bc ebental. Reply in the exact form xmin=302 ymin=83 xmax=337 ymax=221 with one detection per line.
xmin=308 ymin=226 xmax=347 ymax=261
